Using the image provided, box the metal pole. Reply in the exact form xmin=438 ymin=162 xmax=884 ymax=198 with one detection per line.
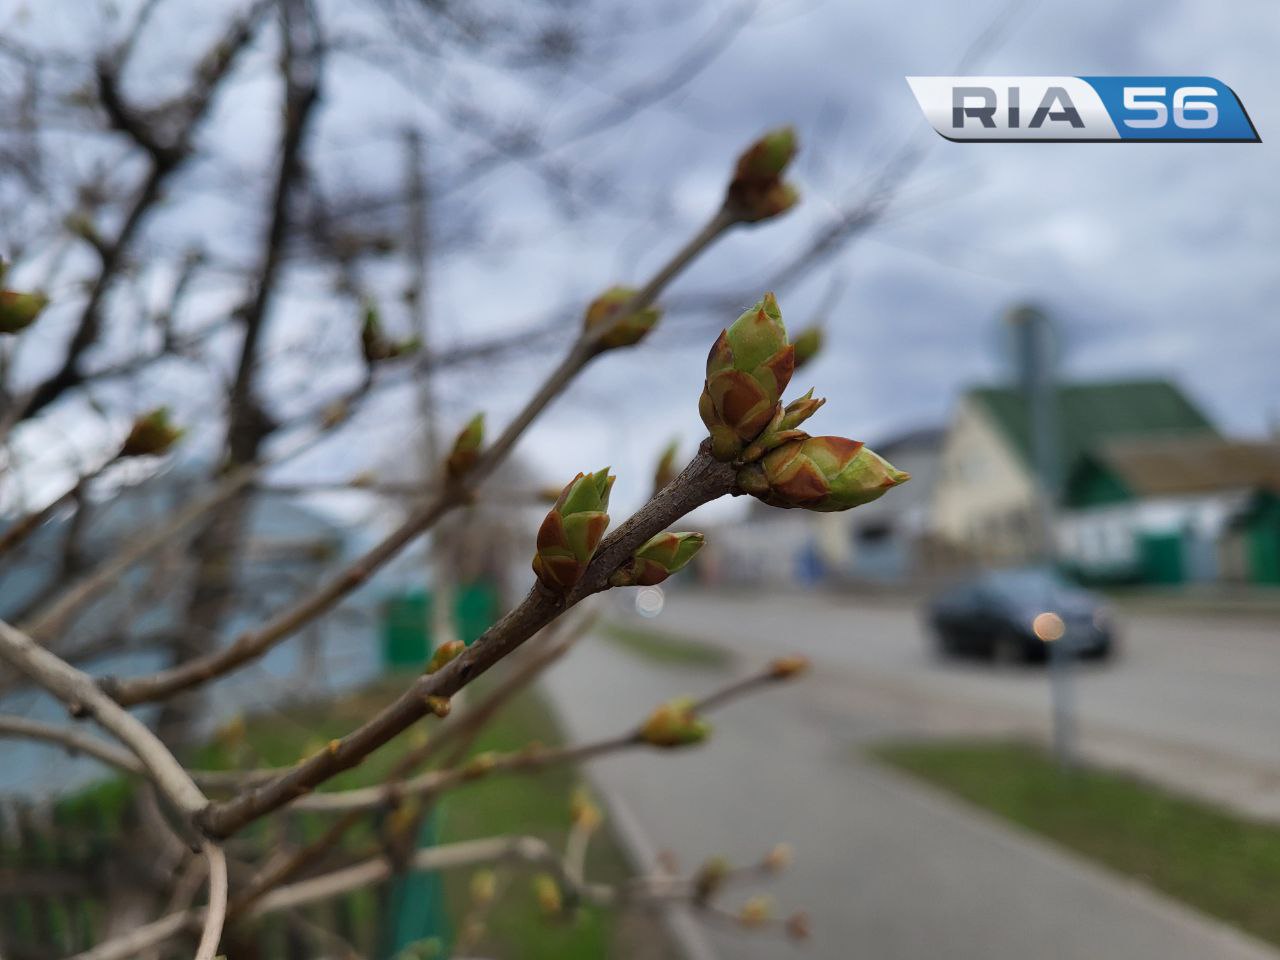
xmin=404 ymin=130 xmax=458 ymax=651
xmin=1009 ymin=305 xmax=1074 ymax=768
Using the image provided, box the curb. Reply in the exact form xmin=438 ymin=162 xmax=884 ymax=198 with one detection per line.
xmin=594 ymin=784 xmax=722 ymax=960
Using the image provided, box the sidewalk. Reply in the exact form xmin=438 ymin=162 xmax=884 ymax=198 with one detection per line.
xmin=541 ymin=632 xmax=1280 ymax=960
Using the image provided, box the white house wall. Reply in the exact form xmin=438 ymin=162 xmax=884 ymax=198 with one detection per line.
xmin=932 ymin=398 xmax=1039 ymax=560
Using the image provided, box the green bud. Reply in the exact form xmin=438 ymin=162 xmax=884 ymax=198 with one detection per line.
xmin=570 ymin=787 xmax=603 ymax=831
xmin=726 ymin=127 xmax=801 ymax=223
xmin=461 ymin=751 xmax=497 ymax=780
xmin=737 ymin=436 xmax=909 ymax=512
xmin=740 ymin=388 xmax=825 ymax=462
xmin=737 ymin=181 xmax=800 ymax=224
xmin=425 ymin=639 xmax=465 ymax=675
xmin=470 ymin=869 xmax=497 ymax=906
xmin=532 ymin=873 xmax=562 ymax=915
xmin=699 ymin=293 xmax=795 ymax=461
xmin=445 ymin=413 xmax=484 ymax=479
xmin=532 ymin=468 xmax=614 ymax=593
xmin=791 ymin=326 xmax=824 ymax=368
xmin=693 ymin=855 xmax=731 ymax=904
xmin=361 ymin=300 xmax=418 ymax=363
xmin=120 ymin=408 xmax=184 ymax=458
xmin=653 ymin=438 xmax=680 ymax=496
xmin=609 ymin=531 xmax=704 ymax=587
xmin=0 ymin=290 xmax=49 ymax=334
xmin=640 ymin=697 xmax=711 ymax=748
xmin=582 ymin=285 xmax=662 ymax=352
xmin=732 ymin=126 xmax=797 ymax=184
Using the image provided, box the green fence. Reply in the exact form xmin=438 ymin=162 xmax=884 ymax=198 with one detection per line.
xmin=381 ymin=583 xmax=500 ymax=669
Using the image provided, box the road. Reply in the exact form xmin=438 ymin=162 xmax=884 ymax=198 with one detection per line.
xmin=653 ymin=590 xmax=1280 ymax=817
xmin=541 ymin=589 xmax=1280 ymax=960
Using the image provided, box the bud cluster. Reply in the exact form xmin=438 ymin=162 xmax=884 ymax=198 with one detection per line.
xmin=698 ymin=292 xmax=910 ymax=512
xmin=532 ymin=468 xmax=614 ymax=593
xmin=725 ymin=127 xmax=800 ymax=223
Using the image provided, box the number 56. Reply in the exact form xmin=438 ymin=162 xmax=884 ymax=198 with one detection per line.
xmin=1123 ymin=86 xmax=1218 ymax=129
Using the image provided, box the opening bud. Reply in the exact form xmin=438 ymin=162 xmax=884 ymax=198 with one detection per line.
xmin=700 ymin=293 xmax=796 ymax=461
xmin=360 ymin=300 xmax=418 ymax=363
xmin=0 ymin=289 xmax=49 ymax=334
xmin=120 ymin=408 xmax=184 ymax=458
xmin=609 ymin=531 xmax=704 ymax=587
xmin=791 ymin=326 xmax=824 ymax=368
xmin=445 ymin=413 xmax=485 ymax=479
xmin=532 ymin=873 xmax=563 ymax=916
xmin=738 ymin=436 xmax=909 ymax=512
xmin=532 ymin=468 xmax=614 ymax=593
xmin=425 ymin=640 xmax=465 ymax=675
xmin=726 ymin=126 xmax=801 ymax=224
xmin=653 ymin=438 xmax=680 ymax=496
xmin=570 ymin=787 xmax=603 ymax=833
xmin=583 ymin=285 xmax=662 ymax=352
xmin=470 ymin=869 xmax=497 ymax=907
xmin=769 ymin=654 xmax=811 ymax=679
xmin=640 ymin=697 xmax=711 ymax=748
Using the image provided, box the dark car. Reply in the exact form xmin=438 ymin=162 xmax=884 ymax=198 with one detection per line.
xmin=928 ymin=567 xmax=1116 ymax=663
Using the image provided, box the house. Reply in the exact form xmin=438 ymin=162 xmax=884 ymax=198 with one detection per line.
xmin=932 ymin=379 xmax=1219 ymax=564
xmin=1061 ymin=437 xmax=1280 ymax=584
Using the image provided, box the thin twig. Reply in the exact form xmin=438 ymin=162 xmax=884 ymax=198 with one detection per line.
xmin=194 ymin=841 xmax=228 ymax=960
xmin=106 ymin=200 xmax=740 ymax=708
xmin=291 ymin=655 xmax=793 ymax=814
xmin=0 ymin=618 xmax=207 ymax=816
xmin=197 ymin=444 xmax=737 ymax=836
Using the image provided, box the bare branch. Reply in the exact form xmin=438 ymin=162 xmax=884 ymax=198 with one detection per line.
xmin=0 ymin=618 xmax=207 ymax=816
xmin=105 ymin=201 xmax=738 ymax=708
xmin=0 ymin=714 xmax=144 ymax=775
xmin=197 ymin=444 xmax=737 ymax=836
xmin=292 ymin=654 xmax=795 ymax=814
xmin=194 ymin=841 xmax=229 ymax=960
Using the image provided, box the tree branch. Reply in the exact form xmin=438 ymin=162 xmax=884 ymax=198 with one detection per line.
xmin=0 ymin=619 xmax=207 ymax=816
xmin=197 ymin=445 xmax=737 ymax=837
xmin=104 ymin=201 xmax=738 ymax=708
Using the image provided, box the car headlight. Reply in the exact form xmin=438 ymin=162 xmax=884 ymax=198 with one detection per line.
xmin=1032 ymin=611 xmax=1065 ymax=642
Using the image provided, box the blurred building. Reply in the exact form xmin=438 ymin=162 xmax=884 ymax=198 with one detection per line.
xmin=700 ymin=378 xmax=1280 ymax=591
xmin=932 ymin=379 xmax=1218 ymax=565
xmin=1061 ymin=436 xmax=1280 ymax=585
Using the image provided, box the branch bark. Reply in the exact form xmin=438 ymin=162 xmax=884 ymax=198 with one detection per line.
xmin=0 ymin=619 xmax=208 ymax=816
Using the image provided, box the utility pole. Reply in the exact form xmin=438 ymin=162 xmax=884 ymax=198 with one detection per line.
xmin=404 ymin=129 xmax=458 ymax=652
xmin=1008 ymin=304 xmax=1074 ymax=768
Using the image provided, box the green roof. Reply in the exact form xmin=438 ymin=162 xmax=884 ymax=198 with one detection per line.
xmin=969 ymin=379 xmax=1219 ymax=476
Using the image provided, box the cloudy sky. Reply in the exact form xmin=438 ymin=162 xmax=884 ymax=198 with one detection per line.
xmin=4 ymin=0 xmax=1277 ymax=523
xmin=420 ymin=0 xmax=1280 ymax=518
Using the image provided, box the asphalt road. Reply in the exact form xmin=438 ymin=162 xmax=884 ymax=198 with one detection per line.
xmin=656 ymin=590 xmax=1280 ymax=816
xmin=542 ymin=589 xmax=1280 ymax=960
